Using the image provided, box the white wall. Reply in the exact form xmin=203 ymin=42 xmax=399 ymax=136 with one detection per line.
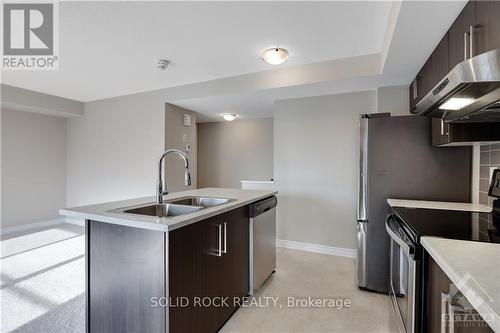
xmin=66 ymin=91 xmax=165 ymax=207
xmin=274 ymin=91 xmax=378 ymax=250
xmin=1 ymin=109 xmax=67 ymax=228
xmin=198 ymin=118 xmax=273 ymax=188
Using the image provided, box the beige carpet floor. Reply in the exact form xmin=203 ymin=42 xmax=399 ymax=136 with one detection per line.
xmin=1 ymin=224 xmax=395 ymax=333
xmin=221 ymin=247 xmax=396 ymax=333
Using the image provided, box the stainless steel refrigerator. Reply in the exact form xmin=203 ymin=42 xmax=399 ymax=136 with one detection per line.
xmin=356 ymin=114 xmax=471 ymax=293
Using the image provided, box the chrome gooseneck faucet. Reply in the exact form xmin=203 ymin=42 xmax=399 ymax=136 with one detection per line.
xmin=156 ymin=149 xmax=191 ymax=204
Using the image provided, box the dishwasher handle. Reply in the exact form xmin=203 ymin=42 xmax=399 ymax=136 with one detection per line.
xmin=249 ymin=196 xmax=277 ymax=218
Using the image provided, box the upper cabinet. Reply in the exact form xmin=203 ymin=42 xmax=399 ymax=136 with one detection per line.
xmin=409 ymin=0 xmax=500 ymax=113
xmin=448 ymin=1 xmax=475 ymax=70
xmin=475 ymin=1 xmax=500 ymax=54
xmin=431 ymin=34 xmax=449 ymax=84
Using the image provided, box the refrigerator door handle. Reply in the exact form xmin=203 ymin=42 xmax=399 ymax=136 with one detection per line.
xmin=356 ymin=220 xmax=368 ymax=288
xmin=357 ymin=116 xmax=369 ymax=222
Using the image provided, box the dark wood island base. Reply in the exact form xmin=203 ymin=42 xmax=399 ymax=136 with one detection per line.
xmin=86 ymin=206 xmax=249 ymax=333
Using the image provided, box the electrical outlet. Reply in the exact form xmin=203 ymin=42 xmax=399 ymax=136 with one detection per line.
xmin=490 ymin=167 xmax=498 ymax=180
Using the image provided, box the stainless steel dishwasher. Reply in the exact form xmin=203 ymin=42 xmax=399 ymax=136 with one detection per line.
xmin=249 ymin=196 xmax=277 ymax=295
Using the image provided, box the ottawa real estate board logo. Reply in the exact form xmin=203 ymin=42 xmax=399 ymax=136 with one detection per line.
xmin=2 ymin=1 xmax=59 ymax=70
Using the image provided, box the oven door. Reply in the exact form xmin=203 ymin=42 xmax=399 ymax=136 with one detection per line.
xmin=386 ymin=214 xmax=417 ymax=333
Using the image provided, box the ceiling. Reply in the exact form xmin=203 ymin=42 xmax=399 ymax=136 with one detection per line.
xmin=1 ymin=1 xmax=467 ymax=121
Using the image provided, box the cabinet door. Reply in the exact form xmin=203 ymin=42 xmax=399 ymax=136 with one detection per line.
xmin=212 ymin=207 xmax=249 ymax=325
xmin=222 ymin=207 xmax=249 ymax=305
xmin=169 ymin=208 xmax=249 ymax=333
xmin=169 ymin=221 xmax=205 ymax=333
xmin=418 ymin=57 xmax=434 ymax=99
xmin=475 ymin=1 xmax=500 ymax=55
xmin=448 ymin=1 xmax=475 ymax=70
xmin=409 ymin=60 xmax=434 ymax=113
xmin=431 ymin=118 xmax=451 ymax=146
xmin=409 ymin=79 xmax=418 ymax=112
xmin=427 ymin=256 xmax=494 ymax=332
xmin=169 ymin=218 xmax=224 ymax=333
xmin=431 ymin=33 xmax=449 ymax=87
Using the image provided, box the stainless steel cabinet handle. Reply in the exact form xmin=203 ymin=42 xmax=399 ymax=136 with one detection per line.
xmin=464 ymin=31 xmax=469 ymax=61
xmin=413 ymin=79 xmax=418 ymax=99
xmin=440 ymin=119 xmax=449 ymax=136
xmin=469 ymin=25 xmax=475 ymax=59
xmin=441 ymin=291 xmax=451 ymax=333
xmin=222 ymin=222 xmax=227 ymax=254
xmin=217 ymin=224 xmax=222 ymax=257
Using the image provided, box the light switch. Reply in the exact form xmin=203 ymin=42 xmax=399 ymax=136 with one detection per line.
xmin=183 ymin=114 xmax=192 ymax=126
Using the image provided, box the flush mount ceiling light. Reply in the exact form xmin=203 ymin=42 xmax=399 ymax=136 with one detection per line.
xmin=261 ymin=47 xmax=289 ymax=65
xmin=439 ymin=97 xmax=475 ymax=111
xmin=221 ymin=113 xmax=237 ymax=121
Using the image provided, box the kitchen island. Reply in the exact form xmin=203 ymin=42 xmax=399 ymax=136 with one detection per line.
xmin=60 ymin=188 xmax=277 ymax=333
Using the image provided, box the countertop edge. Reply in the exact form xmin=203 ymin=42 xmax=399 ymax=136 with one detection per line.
xmin=387 ymin=199 xmax=491 ymax=213
xmin=421 ymin=237 xmax=500 ymax=332
xmin=59 ymin=189 xmax=277 ymax=232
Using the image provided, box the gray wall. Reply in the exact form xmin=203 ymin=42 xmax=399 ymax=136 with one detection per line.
xmin=478 ymin=144 xmax=500 ymax=206
xmin=1 ymin=109 xmax=67 ymax=228
xmin=165 ymin=104 xmax=197 ymax=192
xmin=66 ymin=92 xmax=165 ymax=207
xmin=198 ymin=118 xmax=273 ymax=188
xmin=377 ymin=85 xmax=410 ymax=116
xmin=1 ymin=84 xmax=84 ymax=117
xmin=274 ymin=91 xmax=377 ymax=250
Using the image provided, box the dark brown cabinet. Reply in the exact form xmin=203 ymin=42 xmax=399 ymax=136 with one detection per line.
xmin=418 ymin=58 xmax=435 ymax=100
xmin=475 ymin=1 xmax=500 ymax=55
xmin=427 ymin=257 xmax=493 ymax=332
xmin=448 ymin=1 xmax=476 ymax=70
xmin=432 ymin=118 xmax=500 ymax=146
xmin=431 ymin=34 xmax=449 ymax=87
xmin=409 ymin=58 xmax=435 ymax=112
xmin=409 ymin=34 xmax=449 ymax=112
xmin=409 ymin=79 xmax=419 ymax=112
xmin=431 ymin=118 xmax=451 ymax=146
xmin=169 ymin=207 xmax=249 ymax=333
xmin=409 ymin=1 xmax=500 ymax=113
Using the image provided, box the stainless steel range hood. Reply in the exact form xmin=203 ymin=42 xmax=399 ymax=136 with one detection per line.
xmin=412 ymin=49 xmax=500 ymax=123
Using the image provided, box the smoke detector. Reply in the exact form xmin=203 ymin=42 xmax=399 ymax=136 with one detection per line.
xmin=158 ymin=59 xmax=170 ymax=70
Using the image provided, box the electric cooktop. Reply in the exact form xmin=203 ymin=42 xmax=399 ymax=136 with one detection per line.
xmin=393 ymin=207 xmax=500 ymax=245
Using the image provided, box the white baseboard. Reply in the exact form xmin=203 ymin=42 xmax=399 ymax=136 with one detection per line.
xmin=1 ymin=217 xmax=85 ymax=235
xmin=276 ymin=239 xmax=357 ymax=258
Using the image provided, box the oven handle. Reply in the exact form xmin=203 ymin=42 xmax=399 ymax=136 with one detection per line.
xmin=385 ymin=214 xmax=415 ymax=258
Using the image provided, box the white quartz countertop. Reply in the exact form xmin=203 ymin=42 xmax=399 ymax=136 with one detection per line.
xmin=421 ymin=237 xmax=500 ymax=332
xmin=387 ymin=199 xmax=491 ymax=213
xmin=59 ymin=188 xmax=277 ymax=232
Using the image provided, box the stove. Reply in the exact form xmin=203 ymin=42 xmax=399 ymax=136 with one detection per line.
xmin=387 ymin=206 xmax=499 ymax=333
xmin=387 ymin=170 xmax=500 ymax=333
xmin=393 ymin=207 xmax=500 ymax=245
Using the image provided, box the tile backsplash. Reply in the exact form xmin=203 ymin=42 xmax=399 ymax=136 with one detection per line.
xmin=479 ymin=143 xmax=500 ymax=206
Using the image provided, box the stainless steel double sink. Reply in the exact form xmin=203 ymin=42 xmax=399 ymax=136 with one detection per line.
xmin=110 ymin=196 xmax=235 ymax=218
